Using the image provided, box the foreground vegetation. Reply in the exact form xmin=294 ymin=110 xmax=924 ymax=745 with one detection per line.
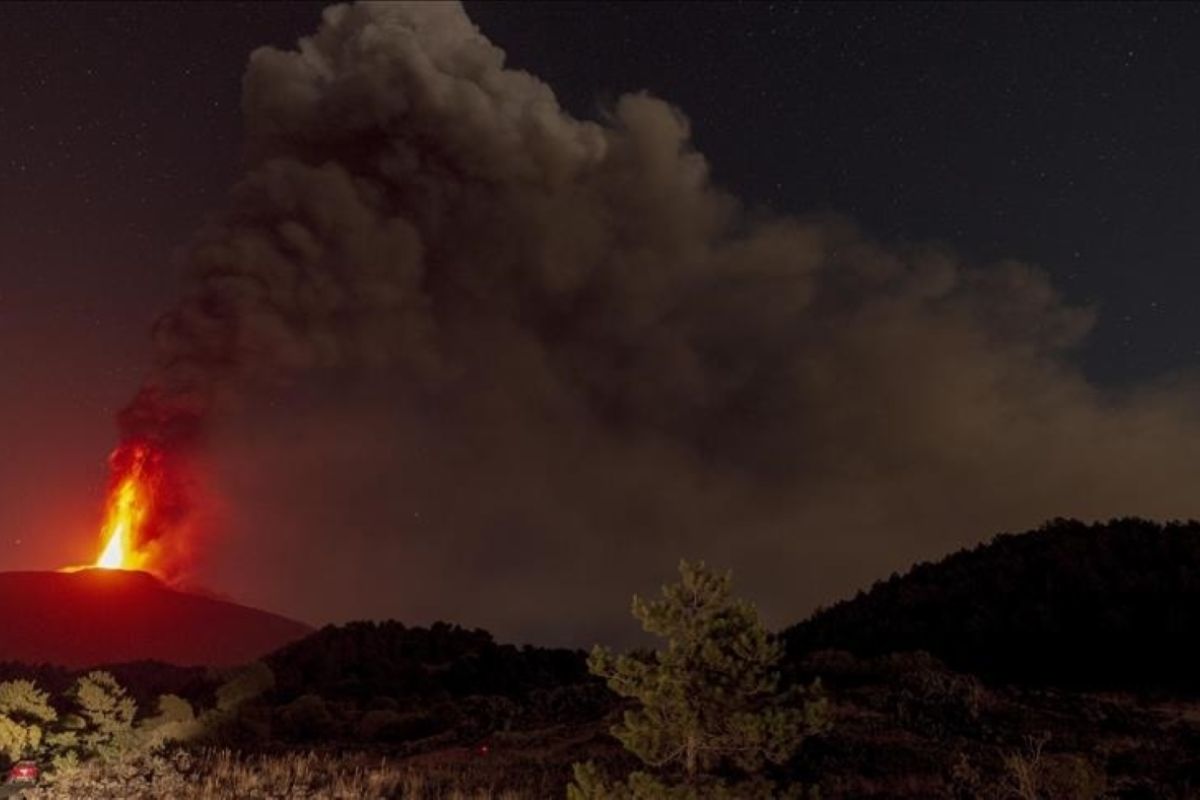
xmin=12 ymin=652 xmax=1200 ymax=798
xmin=570 ymin=561 xmax=828 ymax=798
xmin=23 ymin=748 xmax=539 ymax=799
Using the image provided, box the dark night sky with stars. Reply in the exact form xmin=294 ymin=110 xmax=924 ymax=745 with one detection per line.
xmin=2 ymin=2 xmax=1199 ymax=629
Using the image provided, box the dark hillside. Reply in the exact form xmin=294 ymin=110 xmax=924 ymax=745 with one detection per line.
xmin=0 ymin=569 xmax=311 ymax=668
xmin=256 ymin=621 xmax=615 ymax=748
xmin=785 ymin=518 xmax=1200 ymax=690
xmin=265 ymin=620 xmax=595 ymax=704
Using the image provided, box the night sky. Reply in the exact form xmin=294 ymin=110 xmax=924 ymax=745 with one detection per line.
xmin=473 ymin=2 xmax=1200 ymax=384
xmin=3 ymin=2 xmax=1200 ymax=642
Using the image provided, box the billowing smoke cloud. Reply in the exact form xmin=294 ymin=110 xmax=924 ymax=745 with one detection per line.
xmin=126 ymin=1 xmax=1200 ymax=643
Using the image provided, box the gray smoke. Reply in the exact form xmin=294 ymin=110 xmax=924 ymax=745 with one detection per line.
xmin=134 ymin=1 xmax=1200 ymax=643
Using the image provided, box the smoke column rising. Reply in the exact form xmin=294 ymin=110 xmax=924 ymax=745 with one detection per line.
xmin=123 ymin=1 xmax=1200 ymax=642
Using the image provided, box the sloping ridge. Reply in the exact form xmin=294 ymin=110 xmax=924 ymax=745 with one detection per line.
xmin=0 ymin=569 xmax=311 ymax=668
xmin=785 ymin=517 xmax=1200 ymax=689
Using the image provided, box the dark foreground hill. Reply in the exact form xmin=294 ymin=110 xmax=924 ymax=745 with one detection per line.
xmin=260 ymin=621 xmax=613 ymax=742
xmin=0 ymin=568 xmax=311 ymax=667
xmin=266 ymin=620 xmax=594 ymax=702
xmin=785 ymin=517 xmax=1200 ymax=689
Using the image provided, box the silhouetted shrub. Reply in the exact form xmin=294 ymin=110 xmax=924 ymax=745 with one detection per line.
xmin=276 ymin=694 xmax=334 ymax=742
xmin=886 ymin=653 xmax=984 ymax=737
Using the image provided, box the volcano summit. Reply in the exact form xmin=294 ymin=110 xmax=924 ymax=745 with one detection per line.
xmin=0 ymin=569 xmax=310 ymax=668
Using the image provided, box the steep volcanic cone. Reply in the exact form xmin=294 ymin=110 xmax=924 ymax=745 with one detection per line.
xmin=0 ymin=569 xmax=310 ymax=668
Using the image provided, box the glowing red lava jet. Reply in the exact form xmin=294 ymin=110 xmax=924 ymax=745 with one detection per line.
xmin=92 ymin=442 xmax=176 ymax=573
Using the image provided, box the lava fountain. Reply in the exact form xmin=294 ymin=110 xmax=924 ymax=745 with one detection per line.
xmin=95 ymin=453 xmax=150 ymax=570
xmin=90 ymin=441 xmax=180 ymax=573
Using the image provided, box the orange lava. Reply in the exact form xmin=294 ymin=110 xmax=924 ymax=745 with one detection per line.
xmin=93 ymin=443 xmax=157 ymax=572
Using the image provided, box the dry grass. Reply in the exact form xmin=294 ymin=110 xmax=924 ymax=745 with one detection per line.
xmin=22 ymin=749 xmax=547 ymax=800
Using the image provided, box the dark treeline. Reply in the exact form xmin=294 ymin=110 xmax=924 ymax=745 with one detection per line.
xmin=786 ymin=517 xmax=1200 ymax=690
xmin=266 ymin=621 xmax=594 ymax=704
xmin=221 ymin=621 xmax=614 ymax=748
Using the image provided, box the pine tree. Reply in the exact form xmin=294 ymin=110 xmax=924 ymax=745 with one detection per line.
xmin=569 ymin=560 xmax=828 ymax=799
xmin=0 ymin=679 xmax=57 ymax=763
xmin=71 ymin=671 xmax=136 ymax=760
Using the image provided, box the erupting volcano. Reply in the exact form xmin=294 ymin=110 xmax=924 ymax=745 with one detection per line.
xmin=1 ymin=443 xmax=311 ymax=668
xmin=1 ymin=415 xmax=312 ymax=667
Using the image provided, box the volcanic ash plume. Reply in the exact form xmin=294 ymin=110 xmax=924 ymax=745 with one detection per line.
xmin=116 ymin=1 xmax=1200 ymax=639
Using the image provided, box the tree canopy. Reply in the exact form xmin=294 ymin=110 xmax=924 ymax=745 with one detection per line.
xmin=571 ymin=560 xmax=827 ymax=798
xmin=786 ymin=517 xmax=1200 ymax=689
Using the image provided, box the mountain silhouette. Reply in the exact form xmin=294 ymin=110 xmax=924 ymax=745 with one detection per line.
xmin=0 ymin=568 xmax=311 ymax=668
xmin=785 ymin=517 xmax=1200 ymax=689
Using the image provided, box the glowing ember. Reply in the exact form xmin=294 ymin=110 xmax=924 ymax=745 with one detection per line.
xmin=93 ymin=443 xmax=160 ymax=572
